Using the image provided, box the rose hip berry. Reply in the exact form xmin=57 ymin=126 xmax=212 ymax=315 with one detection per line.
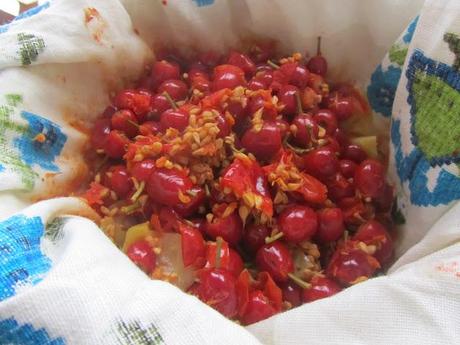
xmin=212 ymin=64 xmax=246 ymax=91
xmin=315 ymin=208 xmax=345 ymax=243
xmin=302 ymin=276 xmax=341 ymax=302
xmin=240 ymin=290 xmax=277 ymax=325
xmin=256 ymin=242 xmax=294 ymax=282
xmin=278 ymin=205 xmax=318 ymax=243
xmin=111 ymin=109 xmax=138 ymax=138
xmin=127 ymin=240 xmax=156 ymax=274
xmin=354 ymin=159 xmax=386 ymax=198
xmin=104 ymin=130 xmax=130 ymax=158
xmin=241 ymin=121 xmax=282 ymax=161
xmin=204 ymin=212 xmax=243 ymax=246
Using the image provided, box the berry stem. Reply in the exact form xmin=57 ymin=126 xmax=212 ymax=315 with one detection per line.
xmin=267 ymin=60 xmax=280 ymax=69
xmin=130 ymin=181 xmax=145 ymax=202
xmin=127 ymin=119 xmax=140 ymax=129
xmin=265 ymin=231 xmax=284 ymax=244
xmin=316 ymin=36 xmax=322 ymax=56
xmin=215 ymin=236 xmax=223 ymax=269
xmin=288 ymin=273 xmax=311 ymax=289
xmin=295 ymin=91 xmax=303 ymax=114
xmin=163 ymin=91 xmax=178 ymax=110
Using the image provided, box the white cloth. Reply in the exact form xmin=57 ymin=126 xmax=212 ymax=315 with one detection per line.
xmin=1 ymin=0 xmax=460 ymax=344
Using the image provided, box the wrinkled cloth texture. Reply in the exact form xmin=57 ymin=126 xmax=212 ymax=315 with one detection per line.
xmin=0 ymin=0 xmax=460 ymax=344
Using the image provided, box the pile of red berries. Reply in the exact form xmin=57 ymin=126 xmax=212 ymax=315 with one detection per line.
xmin=84 ymin=40 xmax=394 ymax=325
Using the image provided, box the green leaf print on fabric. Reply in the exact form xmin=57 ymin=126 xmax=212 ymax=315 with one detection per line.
xmin=444 ymin=32 xmax=460 ymax=71
xmin=114 ymin=320 xmax=164 ymax=345
xmin=17 ymin=33 xmax=45 ymax=66
xmin=389 ymin=44 xmax=408 ymax=66
xmin=412 ymin=70 xmax=460 ymax=162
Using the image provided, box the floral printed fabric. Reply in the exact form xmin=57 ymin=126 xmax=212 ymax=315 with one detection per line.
xmin=1 ymin=0 xmax=460 ymax=345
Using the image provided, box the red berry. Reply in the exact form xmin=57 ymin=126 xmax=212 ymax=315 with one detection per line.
xmin=212 ymin=64 xmax=246 ymax=91
xmin=326 ymin=173 xmax=355 ymax=202
xmin=326 ymin=245 xmax=380 ymax=286
xmin=192 ymin=268 xmax=238 ymax=318
xmin=326 ymin=91 xmax=353 ymax=121
xmin=315 ymin=208 xmax=345 ymax=243
xmin=180 ymin=224 xmax=206 ymax=267
xmin=158 ymin=79 xmax=188 ymax=101
xmin=343 ymin=144 xmax=367 ymax=163
xmin=146 ymin=168 xmax=193 ymax=206
xmin=247 ymin=95 xmax=277 ymax=119
xmin=240 ymin=290 xmax=277 ymax=325
xmin=241 ymin=121 xmax=282 ymax=161
xmin=227 ymin=248 xmax=244 ymax=277
xmin=216 ymin=113 xmax=231 ymax=138
xmin=151 ymin=60 xmax=180 ymax=89
xmin=104 ymin=130 xmax=130 ymax=158
xmin=113 ymin=89 xmax=153 ymax=122
xmin=280 ymin=281 xmax=302 ymax=308
xmin=243 ymin=224 xmax=271 ymax=253
xmin=253 ymin=70 xmax=274 ymax=88
xmin=204 ymin=212 xmax=243 ymax=245
xmin=353 ymin=220 xmax=393 ymax=266
xmin=314 ymin=109 xmax=338 ymax=135
xmin=111 ymin=109 xmax=138 ymax=138
xmin=303 ymin=147 xmax=339 ymax=179
xmin=278 ymin=85 xmax=299 ymax=116
xmin=106 ymin=165 xmax=133 ymax=198
xmin=173 ymin=185 xmax=205 ymax=217
xmin=160 ymin=109 xmax=189 ymax=132
xmin=227 ymin=51 xmax=256 ymax=77
xmin=157 ymin=207 xmax=181 ymax=232
xmin=291 ymin=113 xmax=319 ymax=147
xmin=339 ymin=159 xmax=358 ymax=179
xmin=307 ymin=55 xmax=328 ymax=76
xmin=354 ymin=159 xmax=386 ymax=198
xmin=139 ymin=121 xmax=161 ymax=136
xmin=278 ymin=205 xmax=318 ymax=243
xmin=127 ymin=240 xmax=156 ymax=274
xmin=276 ymin=119 xmax=289 ymax=138
xmin=279 ymin=62 xmax=309 ymax=89
xmin=302 ymin=276 xmax=341 ymax=302
xmin=256 ymin=242 xmax=294 ymax=282
xmin=151 ymin=94 xmax=171 ymax=119
xmin=248 ymin=78 xmax=266 ymax=91
xmin=90 ymin=118 xmax=111 ymax=150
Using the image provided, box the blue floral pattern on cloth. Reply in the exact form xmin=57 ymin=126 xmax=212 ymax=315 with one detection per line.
xmin=192 ymin=0 xmax=215 ymax=7
xmin=403 ymin=16 xmax=419 ymax=44
xmin=0 ymin=317 xmax=65 ymax=345
xmin=367 ymin=65 xmax=402 ymax=117
xmin=13 ymin=111 xmax=67 ymax=172
xmin=0 ymin=2 xmax=50 ymax=34
xmin=0 ymin=215 xmax=51 ymax=302
xmin=391 ymin=49 xmax=460 ymax=206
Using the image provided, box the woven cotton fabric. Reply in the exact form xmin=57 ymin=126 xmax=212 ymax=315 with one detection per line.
xmin=1 ymin=0 xmax=460 ymax=344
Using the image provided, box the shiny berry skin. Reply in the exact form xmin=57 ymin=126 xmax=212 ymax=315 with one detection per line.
xmin=327 ymin=246 xmax=380 ymax=286
xmin=157 ymin=207 xmax=181 ymax=232
xmin=276 ymin=119 xmax=289 ymax=138
xmin=216 ymin=113 xmax=231 ymax=137
xmin=307 ymin=56 xmax=327 ymax=76
xmin=278 ymin=205 xmax=318 ymax=243
xmin=139 ymin=121 xmax=161 ymax=136
xmin=241 ymin=121 xmax=282 ymax=161
xmin=248 ymin=78 xmax=266 ymax=91
xmin=227 ymin=51 xmax=256 ymax=77
xmin=326 ymin=173 xmax=355 ymax=202
xmin=343 ymin=144 xmax=367 ymax=163
xmin=192 ymin=268 xmax=238 ymax=318
xmin=104 ymin=130 xmax=130 ymax=158
xmin=131 ymin=159 xmax=155 ymax=181
xmin=160 ymin=109 xmax=189 ymax=132
xmin=315 ymin=208 xmax=345 ymax=243
xmin=127 ymin=240 xmax=156 ymax=274
xmin=326 ymin=92 xmax=353 ymax=121
xmin=278 ymin=85 xmax=299 ymax=116
xmin=279 ymin=62 xmax=309 ymax=89
xmin=354 ymin=159 xmax=386 ymax=198
xmin=146 ymin=168 xmax=193 ymax=206
xmin=256 ymin=242 xmax=294 ymax=282
xmin=339 ymin=159 xmax=358 ymax=179
xmin=227 ymin=248 xmax=244 ymax=277
xmin=302 ymin=276 xmax=341 ymax=302
xmin=253 ymin=70 xmax=274 ymax=88
xmin=280 ymin=281 xmax=302 ymax=308
xmin=113 ymin=89 xmax=153 ymax=122
xmin=158 ymin=79 xmax=188 ymax=101
xmin=291 ymin=113 xmax=319 ymax=147
xmin=314 ymin=109 xmax=338 ymax=135
xmin=151 ymin=94 xmax=171 ymax=119
xmin=106 ymin=165 xmax=133 ymax=198
xmin=304 ymin=147 xmax=339 ymax=179
xmin=333 ymin=128 xmax=350 ymax=148
xmin=243 ymin=224 xmax=271 ymax=253
xmin=180 ymin=224 xmax=206 ymax=267
xmin=173 ymin=185 xmax=205 ymax=217
xmin=204 ymin=212 xmax=243 ymax=245
xmin=212 ymin=64 xmax=246 ymax=91
xmin=90 ymin=118 xmax=111 ymax=150
xmin=353 ymin=220 xmax=393 ymax=265
xmin=240 ymin=290 xmax=277 ymax=325
xmin=111 ymin=109 xmax=138 ymax=138
xmin=151 ymin=60 xmax=180 ymax=89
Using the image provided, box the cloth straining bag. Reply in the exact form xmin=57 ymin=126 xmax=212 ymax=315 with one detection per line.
xmin=1 ymin=0 xmax=460 ymax=344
